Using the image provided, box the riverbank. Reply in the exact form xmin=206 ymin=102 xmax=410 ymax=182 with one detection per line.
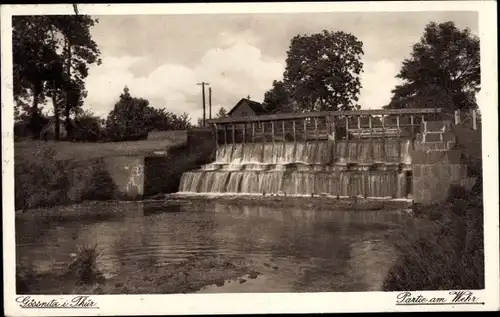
xmin=166 ymin=193 xmax=413 ymax=211
xmin=382 ymin=181 xmax=484 ymax=290
xmin=16 ymin=195 xmax=413 ymax=222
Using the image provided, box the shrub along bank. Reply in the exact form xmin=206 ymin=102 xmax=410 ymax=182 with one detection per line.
xmin=383 ymin=125 xmax=484 ymax=291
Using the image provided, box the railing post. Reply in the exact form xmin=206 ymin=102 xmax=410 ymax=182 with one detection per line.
xmin=314 ymin=118 xmax=319 ymax=140
xmin=304 ymin=118 xmax=307 ymax=142
xmin=345 ymin=116 xmax=349 ymax=141
xmin=232 ymin=123 xmax=236 ymax=144
xmin=471 ymin=109 xmax=477 ymax=130
xmin=381 ymin=115 xmax=386 ymax=162
xmin=410 ymin=115 xmax=414 ymax=140
xmin=215 ymin=123 xmax=219 ymax=150
xmin=293 ymin=120 xmax=296 ymax=142
xmin=345 ymin=116 xmax=349 ymax=164
xmin=396 ymin=115 xmax=401 ymax=161
xmin=331 ymin=117 xmax=336 ymax=162
xmin=369 ymin=115 xmax=373 ymax=161
xmin=252 ymin=122 xmax=255 ymax=143
xmin=224 ymin=124 xmax=227 ymax=145
xmin=261 ymin=121 xmax=265 ymax=143
xmin=357 ymin=116 xmax=361 ymax=138
xmin=282 ymin=120 xmax=286 ymax=142
xmin=243 ymin=123 xmax=246 ymax=144
xmin=271 ymin=121 xmax=275 ymax=143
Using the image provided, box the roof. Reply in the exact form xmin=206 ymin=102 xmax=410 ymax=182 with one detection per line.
xmin=227 ymin=98 xmax=267 ymax=116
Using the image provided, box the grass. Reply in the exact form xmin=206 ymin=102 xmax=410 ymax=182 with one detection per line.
xmin=382 ymin=184 xmax=484 ymax=290
xmin=67 ymin=244 xmax=104 ymax=285
xmin=17 ymin=244 xmax=105 ymax=294
xmin=14 ymin=137 xmax=186 ymax=162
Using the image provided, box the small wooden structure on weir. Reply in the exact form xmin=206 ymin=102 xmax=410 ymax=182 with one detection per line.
xmin=206 ymin=108 xmax=444 ymax=146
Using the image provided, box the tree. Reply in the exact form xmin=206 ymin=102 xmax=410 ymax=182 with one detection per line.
xmin=386 ymin=21 xmax=480 ymax=112
xmin=282 ymin=30 xmax=364 ymax=112
xmin=48 ymin=15 xmax=101 ymax=140
xmin=216 ymin=107 xmax=228 ymax=118
xmin=73 ymin=110 xmax=103 ymax=142
xmin=12 ymin=16 xmax=59 ymax=138
xmin=105 ymin=87 xmax=155 ymax=141
xmin=262 ymin=80 xmax=294 ymax=113
xmin=12 ymin=15 xmax=101 ymax=140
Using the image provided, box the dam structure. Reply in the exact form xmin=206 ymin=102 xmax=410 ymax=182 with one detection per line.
xmin=179 ymin=108 xmax=474 ymax=202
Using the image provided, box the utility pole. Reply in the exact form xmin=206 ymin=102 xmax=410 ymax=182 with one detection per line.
xmin=209 ymin=87 xmax=212 ymax=119
xmin=196 ymin=82 xmax=210 ymax=126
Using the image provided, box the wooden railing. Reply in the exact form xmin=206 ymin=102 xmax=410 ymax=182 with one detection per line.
xmin=207 ymin=108 xmax=443 ymax=145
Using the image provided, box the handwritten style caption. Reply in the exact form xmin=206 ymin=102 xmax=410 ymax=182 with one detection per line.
xmin=396 ymin=291 xmax=484 ymax=306
xmin=16 ymin=296 xmax=99 ymax=309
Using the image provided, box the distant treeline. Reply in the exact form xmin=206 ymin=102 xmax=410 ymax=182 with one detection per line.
xmin=15 ymin=86 xmax=194 ymax=142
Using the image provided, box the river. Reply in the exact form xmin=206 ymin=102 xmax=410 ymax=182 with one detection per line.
xmin=16 ymin=199 xmax=413 ymax=293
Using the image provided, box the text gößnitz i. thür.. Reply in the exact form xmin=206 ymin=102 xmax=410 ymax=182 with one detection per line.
xmin=16 ymin=296 xmax=98 ymax=309
xmin=396 ymin=291 xmax=484 ymax=305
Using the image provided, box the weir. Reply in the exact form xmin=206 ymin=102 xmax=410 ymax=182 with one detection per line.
xmin=178 ymin=108 xmax=445 ymax=199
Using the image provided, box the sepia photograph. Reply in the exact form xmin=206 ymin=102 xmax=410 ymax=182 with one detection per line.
xmin=2 ymin=1 xmax=498 ymax=315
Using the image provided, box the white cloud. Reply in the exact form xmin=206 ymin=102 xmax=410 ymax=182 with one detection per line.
xmin=358 ymin=59 xmax=402 ymax=109
xmin=84 ymin=35 xmax=284 ymax=121
xmin=83 ymin=33 xmax=403 ymax=120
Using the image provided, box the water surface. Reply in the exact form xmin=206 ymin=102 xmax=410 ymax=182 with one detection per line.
xmin=16 ymin=200 xmax=411 ymax=293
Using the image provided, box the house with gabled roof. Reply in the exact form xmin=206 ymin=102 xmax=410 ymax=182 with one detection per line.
xmin=227 ymin=97 xmax=267 ymax=117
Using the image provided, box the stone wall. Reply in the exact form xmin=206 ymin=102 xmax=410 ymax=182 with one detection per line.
xmin=411 ymin=120 xmax=477 ymax=204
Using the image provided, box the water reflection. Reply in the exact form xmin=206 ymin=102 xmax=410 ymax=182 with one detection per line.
xmin=16 ymin=200 xmax=409 ymax=292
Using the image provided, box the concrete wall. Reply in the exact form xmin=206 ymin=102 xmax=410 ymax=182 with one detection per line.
xmin=144 ymin=128 xmax=216 ymax=196
xmin=102 ymin=156 xmax=145 ymax=199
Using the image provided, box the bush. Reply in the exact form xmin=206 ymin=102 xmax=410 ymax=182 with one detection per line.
xmin=67 ymin=244 xmax=104 ymax=285
xmin=383 ymin=185 xmax=484 ymax=291
xmin=74 ymin=116 xmax=103 ymax=142
xmin=82 ymin=168 xmax=117 ymax=200
xmin=15 ymin=148 xmax=70 ymax=210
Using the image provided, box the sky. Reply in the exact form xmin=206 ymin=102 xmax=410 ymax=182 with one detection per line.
xmin=82 ymin=11 xmax=478 ymax=121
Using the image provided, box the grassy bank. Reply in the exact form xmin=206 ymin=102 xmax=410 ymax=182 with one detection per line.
xmin=15 ymin=138 xmax=184 ymax=162
xmin=382 ymin=183 xmax=484 ymax=290
xmin=14 ymin=135 xmax=188 ymax=210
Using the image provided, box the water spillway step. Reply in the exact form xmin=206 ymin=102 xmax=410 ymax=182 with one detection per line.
xmin=179 ymin=170 xmax=410 ymax=199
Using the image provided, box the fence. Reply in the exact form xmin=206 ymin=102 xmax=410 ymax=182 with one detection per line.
xmin=207 ymin=108 xmax=443 ymax=145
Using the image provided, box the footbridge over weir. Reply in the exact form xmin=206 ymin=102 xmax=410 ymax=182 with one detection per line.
xmin=177 ymin=108 xmax=477 ymax=204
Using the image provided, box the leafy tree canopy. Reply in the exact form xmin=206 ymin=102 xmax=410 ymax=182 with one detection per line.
xmin=282 ymin=30 xmax=364 ymax=112
xmin=216 ymin=107 xmax=228 ymax=118
xmin=386 ymin=21 xmax=480 ymax=112
xmin=262 ymin=80 xmax=294 ymax=114
xmin=12 ymin=15 xmax=101 ymax=139
xmin=105 ymin=87 xmax=154 ymax=141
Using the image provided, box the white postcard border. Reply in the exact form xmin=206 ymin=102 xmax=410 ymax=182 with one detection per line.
xmin=2 ymin=2 xmax=499 ymax=315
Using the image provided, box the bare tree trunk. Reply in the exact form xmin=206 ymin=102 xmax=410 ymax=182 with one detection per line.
xmin=30 ymin=83 xmax=42 ymax=140
xmin=51 ymin=90 xmax=60 ymax=140
xmin=65 ymin=37 xmax=74 ymax=141
xmin=50 ymin=29 xmax=60 ymax=141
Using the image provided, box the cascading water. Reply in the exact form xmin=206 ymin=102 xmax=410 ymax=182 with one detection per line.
xmin=178 ymin=140 xmax=412 ymax=198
